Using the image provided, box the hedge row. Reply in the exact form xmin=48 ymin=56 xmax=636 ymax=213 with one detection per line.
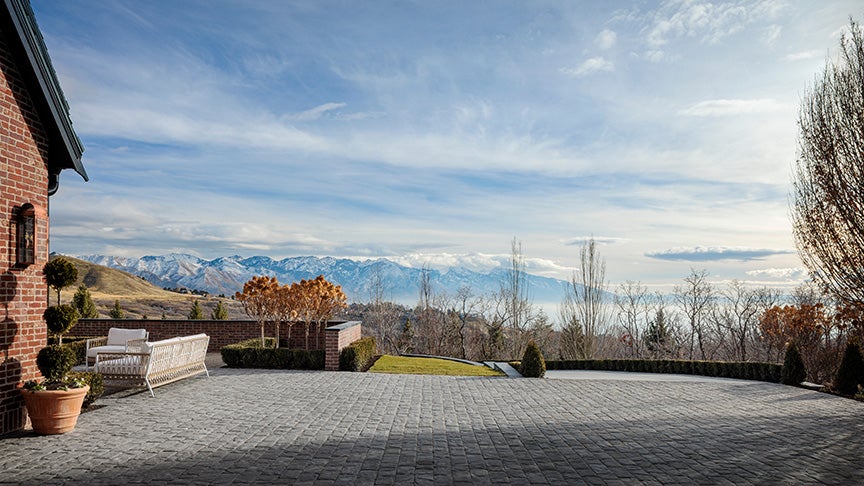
xmin=545 ymin=359 xmax=782 ymax=383
xmin=339 ymin=337 xmax=377 ymax=372
xmin=49 ymin=336 xmax=98 ymax=366
xmin=221 ymin=338 xmax=325 ymax=369
xmin=68 ymin=370 xmax=105 ymax=408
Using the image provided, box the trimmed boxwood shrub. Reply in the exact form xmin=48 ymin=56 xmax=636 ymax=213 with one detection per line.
xmin=221 ymin=338 xmax=325 ymax=370
xmin=48 ymin=336 xmax=100 ymax=365
xmin=834 ymin=341 xmax=864 ymax=395
xmin=68 ymin=371 xmax=104 ymax=408
xmin=781 ymin=343 xmax=807 ymax=386
xmin=36 ymin=345 xmax=76 ymax=382
xmin=339 ymin=336 xmax=377 ymax=371
xmin=520 ymin=340 xmax=546 ymax=378
xmin=544 ymin=358 xmax=782 ymax=383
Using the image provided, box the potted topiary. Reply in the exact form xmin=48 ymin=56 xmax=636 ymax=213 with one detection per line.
xmin=19 ymin=257 xmax=89 ymax=434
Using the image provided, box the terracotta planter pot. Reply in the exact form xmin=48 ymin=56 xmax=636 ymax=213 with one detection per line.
xmin=20 ymin=385 xmax=90 ymax=435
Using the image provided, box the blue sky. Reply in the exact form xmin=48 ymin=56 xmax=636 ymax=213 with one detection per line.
xmin=34 ymin=0 xmax=861 ymax=291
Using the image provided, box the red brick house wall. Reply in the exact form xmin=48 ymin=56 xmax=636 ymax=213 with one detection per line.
xmin=0 ymin=32 xmax=52 ymax=435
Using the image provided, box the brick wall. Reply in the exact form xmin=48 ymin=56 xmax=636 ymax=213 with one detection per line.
xmin=71 ymin=319 xmax=362 ymax=354
xmin=324 ymin=321 xmax=362 ymax=371
xmin=0 ymin=34 xmax=52 ymax=436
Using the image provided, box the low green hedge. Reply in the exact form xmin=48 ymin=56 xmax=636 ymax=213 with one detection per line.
xmin=221 ymin=338 xmax=325 ymax=369
xmin=49 ymin=336 xmax=98 ymax=365
xmin=545 ymin=359 xmax=782 ymax=383
xmin=339 ymin=336 xmax=377 ymax=372
xmin=68 ymin=371 xmax=104 ymax=408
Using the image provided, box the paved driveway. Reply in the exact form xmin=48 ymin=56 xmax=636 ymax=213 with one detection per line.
xmin=1 ymin=365 xmax=862 ymax=485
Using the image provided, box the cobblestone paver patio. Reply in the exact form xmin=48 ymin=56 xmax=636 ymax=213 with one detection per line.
xmin=1 ymin=363 xmax=862 ymax=485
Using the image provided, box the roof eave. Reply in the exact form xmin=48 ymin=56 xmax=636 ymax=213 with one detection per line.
xmin=4 ymin=0 xmax=87 ymax=182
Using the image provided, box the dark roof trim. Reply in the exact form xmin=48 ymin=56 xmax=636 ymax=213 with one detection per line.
xmin=3 ymin=0 xmax=87 ymax=183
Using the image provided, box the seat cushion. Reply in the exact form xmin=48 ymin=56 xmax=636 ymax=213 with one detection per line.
xmin=87 ymin=344 xmax=126 ymax=359
xmin=106 ymin=328 xmax=148 ymax=346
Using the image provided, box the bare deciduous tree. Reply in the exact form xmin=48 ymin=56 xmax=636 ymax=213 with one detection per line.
xmin=414 ymin=264 xmax=452 ymax=356
xmin=792 ymin=19 xmax=864 ymax=305
xmin=488 ymin=238 xmax=536 ymax=359
xmin=711 ymin=281 xmax=780 ymax=362
xmin=501 ymin=238 xmax=536 ymax=357
xmin=453 ymin=286 xmax=483 ymax=359
xmin=674 ymin=269 xmax=715 ymax=360
xmin=567 ymin=238 xmax=608 ymax=359
xmin=365 ymin=265 xmax=404 ymax=354
xmin=557 ymin=292 xmax=583 ymax=360
xmin=614 ymin=281 xmax=652 ymax=358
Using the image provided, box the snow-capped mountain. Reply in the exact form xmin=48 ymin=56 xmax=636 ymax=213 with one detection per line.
xmin=76 ymin=253 xmax=572 ymax=306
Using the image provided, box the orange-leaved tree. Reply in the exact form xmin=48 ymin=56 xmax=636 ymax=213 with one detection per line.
xmin=235 ymin=276 xmax=279 ymax=347
xmin=760 ymin=303 xmax=838 ymax=382
xmin=293 ymin=276 xmax=348 ymax=350
xmin=273 ymin=282 xmax=300 ymax=347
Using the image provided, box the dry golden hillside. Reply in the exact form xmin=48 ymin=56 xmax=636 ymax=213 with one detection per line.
xmin=51 ymin=255 xmax=246 ymax=319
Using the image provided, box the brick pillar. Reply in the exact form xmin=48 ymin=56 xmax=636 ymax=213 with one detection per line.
xmin=324 ymin=321 xmax=362 ymax=371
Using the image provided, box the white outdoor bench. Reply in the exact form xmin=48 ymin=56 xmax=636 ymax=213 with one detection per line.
xmin=94 ymin=333 xmax=210 ymax=397
xmin=86 ymin=328 xmax=149 ymax=366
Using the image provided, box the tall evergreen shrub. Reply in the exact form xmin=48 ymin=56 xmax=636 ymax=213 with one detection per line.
xmin=521 ymin=340 xmax=546 ymax=378
xmin=834 ymin=340 xmax=864 ymax=395
xmin=188 ymin=300 xmax=204 ymax=320
xmin=73 ymin=284 xmax=99 ymax=318
xmin=781 ymin=343 xmax=807 ymax=386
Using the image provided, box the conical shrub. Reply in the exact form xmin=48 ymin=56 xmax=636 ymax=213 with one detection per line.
xmin=834 ymin=340 xmax=864 ymax=395
xmin=521 ymin=340 xmax=546 ymax=378
xmin=781 ymin=343 xmax=806 ymax=386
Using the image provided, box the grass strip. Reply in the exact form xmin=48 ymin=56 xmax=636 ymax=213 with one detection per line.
xmin=368 ymin=355 xmax=504 ymax=376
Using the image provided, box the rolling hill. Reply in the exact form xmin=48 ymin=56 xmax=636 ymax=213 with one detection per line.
xmin=52 ymin=255 xmax=245 ymax=319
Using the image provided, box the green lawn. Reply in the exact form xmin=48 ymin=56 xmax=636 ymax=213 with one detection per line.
xmin=368 ymin=355 xmax=504 ymax=376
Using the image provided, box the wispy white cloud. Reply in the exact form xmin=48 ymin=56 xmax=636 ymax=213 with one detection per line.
xmin=678 ymin=98 xmax=785 ymax=117
xmin=646 ymin=246 xmax=794 ymax=262
xmin=595 ymin=29 xmax=617 ymax=50
xmin=639 ymin=0 xmax=788 ymax=60
xmin=783 ymin=50 xmax=822 ymax=62
xmin=562 ymin=236 xmax=627 ymax=246
xmin=291 ymin=102 xmax=347 ymax=121
xmin=745 ymin=267 xmax=808 ymax=280
xmin=763 ymin=25 xmax=782 ymax=46
xmin=561 ymin=57 xmax=614 ymax=77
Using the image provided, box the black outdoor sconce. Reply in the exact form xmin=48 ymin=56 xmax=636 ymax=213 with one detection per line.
xmin=17 ymin=203 xmax=36 ymax=266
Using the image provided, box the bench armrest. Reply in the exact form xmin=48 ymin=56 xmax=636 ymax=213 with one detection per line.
xmin=86 ymin=336 xmax=108 ymax=352
xmin=126 ymin=338 xmax=149 ymax=353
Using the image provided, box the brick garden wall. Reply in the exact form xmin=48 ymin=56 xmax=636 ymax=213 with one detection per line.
xmin=0 ymin=34 xmax=52 ymax=436
xmin=70 ymin=319 xmax=361 ymax=353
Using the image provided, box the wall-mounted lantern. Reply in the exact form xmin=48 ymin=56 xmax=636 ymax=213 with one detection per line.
xmin=17 ymin=203 xmax=36 ymax=266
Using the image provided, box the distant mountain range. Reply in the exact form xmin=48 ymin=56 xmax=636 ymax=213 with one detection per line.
xmin=75 ymin=254 xmax=572 ymax=306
